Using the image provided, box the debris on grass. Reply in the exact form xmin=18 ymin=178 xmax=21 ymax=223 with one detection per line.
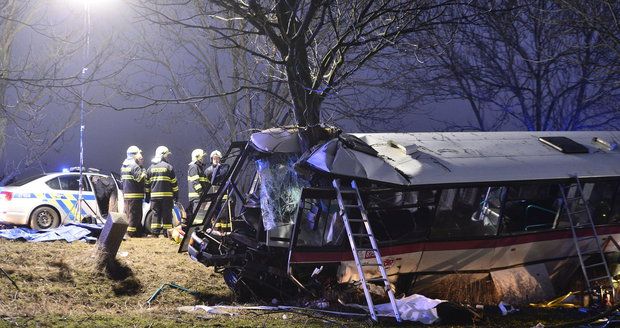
xmin=0 ymin=267 xmax=18 ymax=290
xmin=530 ymin=292 xmax=581 ymax=309
xmin=146 ymin=283 xmax=200 ymax=305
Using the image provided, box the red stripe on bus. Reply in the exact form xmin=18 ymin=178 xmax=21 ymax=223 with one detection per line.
xmin=289 ymin=225 xmax=620 ymax=263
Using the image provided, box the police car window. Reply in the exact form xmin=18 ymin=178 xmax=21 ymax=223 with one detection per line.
xmin=55 ymin=175 xmax=91 ymax=191
xmin=46 ymin=177 xmax=61 ymax=190
xmin=59 ymin=176 xmax=79 ymax=190
xmin=81 ymin=176 xmax=92 ymax=191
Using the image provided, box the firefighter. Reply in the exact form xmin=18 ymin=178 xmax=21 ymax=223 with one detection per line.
xmin=204 ymin=150 xmax=226 ymax=189
xmin=146 ymin=146 xmax=178 ymax=237
xmin=187 ymin=149 xmax=208 ymax=223
xmin=204 ymin=149 xmax=232 ymax=232
xmin=120 ymin=145 xmax=147 ymax=237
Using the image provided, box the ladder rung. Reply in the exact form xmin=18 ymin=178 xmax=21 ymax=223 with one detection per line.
xmin=366 ymin=277 xmax=388 ymax=283
xmin=589 ymin=276 xmax=612 ymax=283
xmin=580 ymin=252 xmax=605 ymax=259
xmin=337 ymin=179 xmax=402 ymax=323
xmin=585 ymin=262 xmax=607 ymax=269
xmin=577 ymin=236 xmax=597 ymax=241
xmin=568 ymin=209 xmax=588 ymax=215
xmin=580 ymin=247 xmax=603 ymax=252
xmin=580 ymin=249 xmax=604 ymax=255
xmin=565 ymin=196 xmax=583 ymax=201
xmin=356 ymin=248 xmax=378 ymax=252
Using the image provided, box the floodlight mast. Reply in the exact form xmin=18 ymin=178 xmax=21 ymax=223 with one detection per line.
xmin=76 ymin=1 xmax=91 ymax=222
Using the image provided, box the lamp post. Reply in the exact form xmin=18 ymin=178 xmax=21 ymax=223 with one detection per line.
xmin=72 ymin=0 xmax=109 ymax=222
xmin=75 ymin=0 xmax=90 ymax=223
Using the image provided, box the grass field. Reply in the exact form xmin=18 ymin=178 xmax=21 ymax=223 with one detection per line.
xmin=0 ymin=237 xmax=600 ymax=327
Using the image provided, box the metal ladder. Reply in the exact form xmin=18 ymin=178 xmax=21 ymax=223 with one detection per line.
xmin=559 ymin=176 xmax=614 ymax=295
xmin=332 ymin=179 xmax=401 ymax=322
xmin=179 ymin=141 xmax=248 ymax=253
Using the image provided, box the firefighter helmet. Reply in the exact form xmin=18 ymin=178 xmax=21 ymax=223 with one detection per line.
xmin=210 ymin=150 xmax=222 ymax=159
xmin=152 ymin=146 xmax=171 ymax=163
xmin=155 ymin=146 xmax=171 ymax=158
xmin=191 ymin=149 xmax=205 ymax=162
xmin=126 ymin=145 xmax=142 ymax=159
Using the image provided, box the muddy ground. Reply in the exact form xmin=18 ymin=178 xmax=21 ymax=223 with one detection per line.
xmin=0 ymin=237 xmax=605 ymax=327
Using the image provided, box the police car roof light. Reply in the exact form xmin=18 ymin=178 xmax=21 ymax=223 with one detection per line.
xmin=69 ymin=167 xmax=101 ymax=173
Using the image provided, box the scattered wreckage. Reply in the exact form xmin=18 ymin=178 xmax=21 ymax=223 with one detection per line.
xmin=181 ymin=126 xmax=620 ymax=321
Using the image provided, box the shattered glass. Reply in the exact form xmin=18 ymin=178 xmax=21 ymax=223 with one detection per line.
xmin=256 ymin=155 xmax=308 ymax=231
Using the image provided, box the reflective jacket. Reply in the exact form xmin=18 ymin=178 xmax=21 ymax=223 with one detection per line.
xmin=187 ymin=162 xmax=208 ymax=201
xmin=120 ymin=159 xmax=146 ymax=199
xmin=205 ymin=163 xmax=228 ymax=185
xmin=146 ymin=160 xmax=178 ymax=199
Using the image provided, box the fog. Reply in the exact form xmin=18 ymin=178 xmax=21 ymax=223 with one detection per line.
xmin=0 ymin=0 xmax=506 ymax=203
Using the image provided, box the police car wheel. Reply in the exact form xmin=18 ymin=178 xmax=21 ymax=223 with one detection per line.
xmin=143 ymin=211 xmax=155 ymax=235
xmin=30 ymin=206 xmax=60 ymax=230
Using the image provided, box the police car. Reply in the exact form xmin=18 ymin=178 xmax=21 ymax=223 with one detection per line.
xmin=0 ymin=168 xmax=184 ymax=231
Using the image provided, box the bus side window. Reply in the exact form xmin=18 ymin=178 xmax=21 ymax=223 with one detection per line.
xmin=365 ymin=191 xmax=409 ymax=242
xmin=474 ymin=187 xmax=503 ymax=235
xmin=501 ymin=184 xmax=559 ymax=234
xmin=586 ymin=181 xmax=620 ymax=224
xmin=365 ymin=190 xmax=435 ymax=242
xmin=296 ymin=198 xmax=328 ymax=247
xmin=430 ymin=187 xmax=487 ymax=238
xmin=613 ymin=183 xmax=620 ymax=223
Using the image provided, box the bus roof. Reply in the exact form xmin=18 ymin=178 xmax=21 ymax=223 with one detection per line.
xmin=349 ymin=131 xmax=620 ymax=186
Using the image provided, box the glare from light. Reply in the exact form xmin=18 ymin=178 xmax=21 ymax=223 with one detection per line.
xmin=65 ymin=0 xmax=120 ymax=9
xmin=69 ymin=0 xmax=117 ymax=4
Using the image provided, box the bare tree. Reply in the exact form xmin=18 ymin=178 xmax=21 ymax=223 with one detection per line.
xmin=0 ymin=1 xmax=122 ymax=184
xmin=399 ymin=0 xmax=620 ymax=131
xmin=127 ymin=0 xmax=464 ymax=144
xmin=110 ymin=4 xmax=291 ymax=150
xmin=560 ymin=1 xmax=620 ymax=59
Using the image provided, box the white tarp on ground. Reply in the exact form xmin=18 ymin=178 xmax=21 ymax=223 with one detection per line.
xmin=368 ymin=294 xmax=444 ymax=324
xmin=178 ymin=294 xmax=446 ymax=324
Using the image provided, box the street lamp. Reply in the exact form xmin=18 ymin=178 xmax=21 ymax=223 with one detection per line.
xmin=69 ymin=0 xmax=118 ymax=223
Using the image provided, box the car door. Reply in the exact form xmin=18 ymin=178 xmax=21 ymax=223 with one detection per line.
xmin=52 ymin=174 xmax=99 ymax=222
xmin=110 ymin=172 xmax=124 ymax=213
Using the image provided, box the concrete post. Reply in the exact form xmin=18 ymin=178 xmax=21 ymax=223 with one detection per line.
xmin=95 ymin=212 xmax=128 ymax=269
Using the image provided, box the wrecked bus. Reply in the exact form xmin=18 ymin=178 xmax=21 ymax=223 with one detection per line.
xmin=182 ymin=127 xmax=620 ymax=308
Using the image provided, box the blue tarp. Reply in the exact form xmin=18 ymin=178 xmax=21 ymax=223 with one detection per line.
xmin=66 ymin=222 xmax=103 ymax=238
xmin=0 ymin=225 xmax=95 ymax=242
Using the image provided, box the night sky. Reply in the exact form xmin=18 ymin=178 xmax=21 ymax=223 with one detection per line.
xmin=0 ymin=0 xmax=496 ymax=203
